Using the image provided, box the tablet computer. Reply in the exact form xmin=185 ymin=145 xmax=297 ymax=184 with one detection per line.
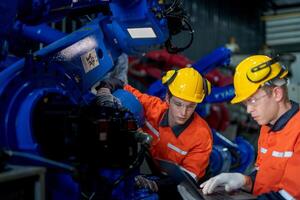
xmin=156 ymin=159 xmax=256 ymax=200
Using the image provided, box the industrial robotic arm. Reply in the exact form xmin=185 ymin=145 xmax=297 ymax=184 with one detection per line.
xmin=0 ymin=0 xmax=190 ymax=199
xmin=0 ymin=0 xmax=173 ymax=150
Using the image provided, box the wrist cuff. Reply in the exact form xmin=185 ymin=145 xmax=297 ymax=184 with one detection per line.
xmin=243 ymin=175 xmax=253 ymax=190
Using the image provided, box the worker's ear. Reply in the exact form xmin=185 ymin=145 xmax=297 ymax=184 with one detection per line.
xmin=272 ymin=86 xmax=284 ymax=102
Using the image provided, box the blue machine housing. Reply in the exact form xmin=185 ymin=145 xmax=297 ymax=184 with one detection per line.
xmin=0 ymin=0 xmax=169 ymax=151
xmin=113 ymin=89 xmax=145 ymax=128
xmin=0 ymin=0 xmax=171 ymax=199
xmin=211 ymin=130 xmax=255 ymax=175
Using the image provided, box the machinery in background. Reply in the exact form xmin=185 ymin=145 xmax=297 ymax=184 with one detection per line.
xmin=0 ymin=0 xmax=192 ymax=199
xmin=128 ymin=48 xmax=193 ymax=91
xmin=210 ymin=130 xmax=255 ymax=176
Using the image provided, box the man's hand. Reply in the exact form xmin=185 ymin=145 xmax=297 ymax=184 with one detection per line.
xmin=96 ymin=77 xmax=124 ymax=92
xmin=135 ymin=175 xmax=158 ymax=192
xmin=200 ymin=173 xmax=246 ymax=195
xmin=96 ymin=88 xmax=121 ymax=108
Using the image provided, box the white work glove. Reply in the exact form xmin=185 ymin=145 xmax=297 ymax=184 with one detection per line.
xmin=200 ymin=173 xmax=246 ymax=195
xmin=96 ymin=88 xmax=121 ymax=108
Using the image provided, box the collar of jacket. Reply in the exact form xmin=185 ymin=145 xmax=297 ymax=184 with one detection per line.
xmin=160 ymin=110 xmax=194 ymax=137
xmin=268 ymin=100 xmax=299 ymax=132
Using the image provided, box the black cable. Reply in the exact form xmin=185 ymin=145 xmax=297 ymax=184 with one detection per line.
xmin=165 ymin=16 xmax=194 ymax=53
xmin=164 ymin=0 xmax=181 ymax=15
xmin=161 ymin=0 xmax=194 ymax=53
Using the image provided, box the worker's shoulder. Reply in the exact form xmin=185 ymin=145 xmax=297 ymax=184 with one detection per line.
xmin=193 ymin=113 xmax=210 ymax=127
xmin=292 ymin=108 xmax=300 ymax=118
xmin=288 ymin=109 xmax=300 ymax=128
xmin=189 ymin=114 xmax=211 ymax=136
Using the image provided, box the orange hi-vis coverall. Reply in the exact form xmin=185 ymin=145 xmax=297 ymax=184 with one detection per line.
xmin=124 ymin=85 xmax=213 ymax=181
xmin=253 ymin=101 xmax=300 ymax=199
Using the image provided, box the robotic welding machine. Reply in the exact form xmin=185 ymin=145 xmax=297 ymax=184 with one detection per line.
xmin=0 ymin=0 xmax=254 ymax=199
xmin=0 ymin=0 xmax=192 ymax=199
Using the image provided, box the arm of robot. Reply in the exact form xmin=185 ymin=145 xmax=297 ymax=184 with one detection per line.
xmin=2 ymin=0 xmax=170 ymax=89
xmin=202 ymin=84 xmax=235 ymax=103
xmin=193 ymin=47 xmax=234 ymax=103
xmin=193 ymin=47 xmax=231 ymax=75
xmin=0 ymin=0 xmax=175 ymax=153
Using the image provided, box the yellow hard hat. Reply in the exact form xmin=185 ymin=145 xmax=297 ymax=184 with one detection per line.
xmin=162 ymin=67 xmax=211 ymax=103
xmin=231 ymin=55 xmax=288 ymax=104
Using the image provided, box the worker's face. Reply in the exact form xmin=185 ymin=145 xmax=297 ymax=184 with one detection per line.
xmin=243 ymin=88 xmax=279 ymax=125
xmin=167 ymin=96 xmax=197 ymax=127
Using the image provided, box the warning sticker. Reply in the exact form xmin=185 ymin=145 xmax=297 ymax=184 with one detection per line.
xmin=81 ymin=49 xmax=99 ymax=73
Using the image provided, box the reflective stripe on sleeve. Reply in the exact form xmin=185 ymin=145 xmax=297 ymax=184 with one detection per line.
xmin=167 ymin=143 xmax=187 ymax=155
xmin=145 ymin=120 xmax=160 ymax=137
xmin=272 ymin=151 xmax=293 ymax=158
xmin=279 ymin=189 xmax=295 ymax=200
